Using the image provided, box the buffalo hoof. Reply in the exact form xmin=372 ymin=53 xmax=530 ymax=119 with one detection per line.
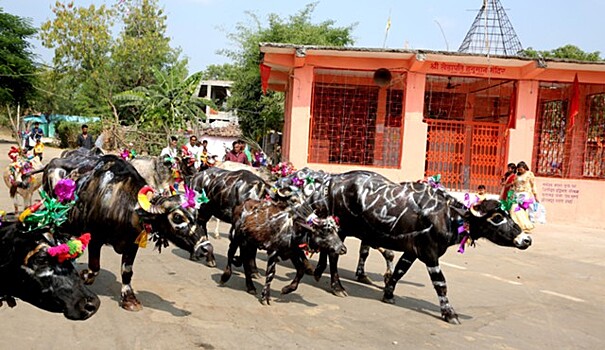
xmin=381 ymin=296 xmax=395 ymax=304
xmin=356 ymin=274 xmax=373 ymax=285
xmin=331 ymin=288 xmax=348 ymax=298
xmin=281 ymin=284 xmax=297 ymax=295
xmin=442 ymin=307 xmax=461 ymax=324
xmin=443 ymin=314 xmax=461 ymax=325
xmin=220 ymin=272 xmax=231 ymax=284
xmin=121 ymin=294 xmax=142 ymax=312
xmin=80 ymin=269 xmax=98 ymax=285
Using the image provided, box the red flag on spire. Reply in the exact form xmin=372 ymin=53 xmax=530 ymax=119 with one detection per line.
xmin=568 ymin=73 xmax=580 ymax=129
xmin=507 ymin=82 xmax=517 ymax=130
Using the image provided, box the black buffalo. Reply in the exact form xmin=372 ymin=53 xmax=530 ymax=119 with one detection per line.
xmin=0 ymin=221 xmax=100 ymax=320
xmin=189 ymin=167 xmax=270 ymax=268
xmin=44 ymin=155 xmax=210 ymax=311
xmin=281 ymin=170 xmax=531 ymax=324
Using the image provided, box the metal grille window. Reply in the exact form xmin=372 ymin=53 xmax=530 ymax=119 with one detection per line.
xmin=309 ymin=69 xmax=404 ymax=167
xmin=535 ymin=100 xmax=567 ymax=176
xmin=584 ymin=93 xmax=605 ymax=178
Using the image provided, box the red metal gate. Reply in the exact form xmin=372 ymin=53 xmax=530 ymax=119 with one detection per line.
xmin=425 ymin=120 xmax=508 ymax=193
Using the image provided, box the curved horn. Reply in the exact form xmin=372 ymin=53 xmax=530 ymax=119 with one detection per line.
xmin=276 ymin=186 xmax=292 ymax=198
xmin=470 ymin=204 xmax=487 ymax=217
xmin=138 ymin=186 xmax=166 ymax=214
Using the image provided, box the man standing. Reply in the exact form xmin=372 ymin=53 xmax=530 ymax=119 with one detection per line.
xmin=224 ymin=140 xmax=250 ymax=165
xmin=160 ymin=136 xmax=179 ymax=159
xmin=77 ymin=124 xmax=95 ymax=149
xmin=182 ymin=135 xmax=201 ymax=169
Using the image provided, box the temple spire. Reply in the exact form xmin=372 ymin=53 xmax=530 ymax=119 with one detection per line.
xmin=458 ymin=0 xmax=523 ymax=56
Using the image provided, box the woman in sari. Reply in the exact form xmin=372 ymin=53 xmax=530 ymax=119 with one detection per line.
xmin=500 ymin=163 xmax=517 ymax=200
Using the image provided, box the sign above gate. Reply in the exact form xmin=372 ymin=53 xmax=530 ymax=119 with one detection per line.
xmin=429 ymin=62 xmax=507 ymax=76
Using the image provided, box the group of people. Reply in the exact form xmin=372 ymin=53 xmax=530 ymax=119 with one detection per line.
xmin=500 ymin=161 xmax=540 ymax=232
xmin=160 ymin=136 xmax=252 ymax=172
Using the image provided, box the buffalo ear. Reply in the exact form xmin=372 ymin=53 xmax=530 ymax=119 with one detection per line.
xmin=450 ymin=205 xmax=469 ymax=218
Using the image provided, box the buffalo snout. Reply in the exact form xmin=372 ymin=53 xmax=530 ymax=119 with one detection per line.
xmin=514 ymin=233 xmax=532 ymax=250
xmin=64 ymin=290 xmax=100 ymax=321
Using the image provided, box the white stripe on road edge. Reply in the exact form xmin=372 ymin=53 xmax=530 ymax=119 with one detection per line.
xmin=540 ymin=290 xmax=585 ymax=303
xmin=481 ymin=273 xmax=523 ymax=285
xmin=441 ymin=262 xmax=467 ymax=270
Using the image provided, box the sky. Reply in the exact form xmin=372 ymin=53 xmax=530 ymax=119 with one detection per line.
xmin=2 ymin=0 xmax=604 ymax=74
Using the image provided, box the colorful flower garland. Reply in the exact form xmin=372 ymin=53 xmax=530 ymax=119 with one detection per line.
xmin=47 ymin=233 xmax=91 ymax=263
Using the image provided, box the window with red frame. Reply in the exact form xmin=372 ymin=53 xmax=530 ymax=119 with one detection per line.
xmin=309 ymin=70 xmax=404 ymax=167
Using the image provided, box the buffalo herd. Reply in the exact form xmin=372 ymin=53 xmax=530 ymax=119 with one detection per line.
xmin=1 ymin=147 xmax=531 ymax=324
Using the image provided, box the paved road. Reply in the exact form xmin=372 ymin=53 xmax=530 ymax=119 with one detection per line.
xmin=1 ymin=134 xmax=603 ymax=349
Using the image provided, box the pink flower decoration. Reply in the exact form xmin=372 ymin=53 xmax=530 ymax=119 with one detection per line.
xmin=54 ymin=178 xmax=76 ymax=202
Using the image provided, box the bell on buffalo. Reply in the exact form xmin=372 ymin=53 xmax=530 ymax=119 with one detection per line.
xmin=373 ymin=68 xmax=392 ymax=87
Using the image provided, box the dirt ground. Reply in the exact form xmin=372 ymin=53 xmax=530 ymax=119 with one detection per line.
xmin=0 ymin=131 xmax=604 ymax=350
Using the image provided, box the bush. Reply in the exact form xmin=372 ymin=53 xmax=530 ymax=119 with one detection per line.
xmin=55 ymin=121 xmax=102 ymax=148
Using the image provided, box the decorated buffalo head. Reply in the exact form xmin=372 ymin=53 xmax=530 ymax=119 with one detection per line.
xmin=0 ymin=222 xmax=100 ymax=320
xmin=296 ymin=214 xmax=346 ymax=255
xmin=456 ymin=199 xmax=531 ymax=250
xmin=137 ymin=186 xmax=211 ymax=260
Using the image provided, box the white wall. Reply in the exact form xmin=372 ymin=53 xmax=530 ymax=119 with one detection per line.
xmin=200 ymin=135 xmax=238 ymax=160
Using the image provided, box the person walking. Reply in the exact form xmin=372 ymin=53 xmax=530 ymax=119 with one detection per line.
xmin=33 ymin=137 xmax=44 ymax=161
xmin=77 ymin=124 xmax=95 ymax=149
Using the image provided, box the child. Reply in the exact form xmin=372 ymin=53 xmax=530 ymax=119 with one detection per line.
xmin=33 ymin=137 xmax=44 ymax=161
xmin=476 ymin=184 xmax=487 ymax=201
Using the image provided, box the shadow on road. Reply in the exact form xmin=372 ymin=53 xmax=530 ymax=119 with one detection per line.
xmin=76 ymin=262 xmax=192 ymax=317
xmin=167 ymin=245 xmax=471 ymax=321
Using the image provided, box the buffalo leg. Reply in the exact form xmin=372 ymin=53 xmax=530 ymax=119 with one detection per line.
xmin=355 ymin=244 xmax=396 ymax=285
xmin=379 ymin=247 xmax=396 ymax=283
xmin=220 ymin=239 xmax=239 ymax=284
xmin=281 ymin=250 xmax=306 ymax=295
xmin=355 ymin=244 xmax=373 ymax=284
xmin=81 ymin=238 xmax=102 ymax=285
xmin=382 ymin=251 xmax=417 ymax=304
xmin=241 ymin=246 xmax=257 ymax=295
xmin=329 ymin=253 xmax=347 ymax=297
xmin=426 ymin=264 xmax=459 ymax=324
xmin=260 ymin=251 xmax=278 ymax=305
xmin=313 ymin=251 xmax=328 ymax=281
xmin=120 ymin=245 xmax=142 ymax=311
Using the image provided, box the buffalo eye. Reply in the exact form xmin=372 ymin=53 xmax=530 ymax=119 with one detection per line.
xmin=172 ymin=213 xmax=185 ymax=224
xmin=488 ymin=213 xmax=507 ymax=226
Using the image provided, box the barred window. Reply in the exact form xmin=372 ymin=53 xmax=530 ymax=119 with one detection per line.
xmin=584 ymin=93 xmax=605 ymax=178
xmin=535 ymin=100 xmax=567 ymax=176
xmin=309 ymin=69 xmax=404 ymax=167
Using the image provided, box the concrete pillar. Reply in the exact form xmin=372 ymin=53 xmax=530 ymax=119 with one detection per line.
xmin=400 ymin=71 xmax=428 ymax=181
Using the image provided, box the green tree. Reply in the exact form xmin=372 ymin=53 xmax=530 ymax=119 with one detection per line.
xmin=113 ymin=0 xmax=179 ymax=88
xmin=39 ymin=1 xmax=185 ymax=127
xmin=221 ymin=2 xmax=356 ymax=140
xmin=200 ymin=63 xmax=241 ymax=81
xmin=115 ymin=62 xmax=208 ymax=135
xmin=521 ymin=44 xmax=602 ymax=61
xmin=0 ymin=8 xmax=38 ymax=107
